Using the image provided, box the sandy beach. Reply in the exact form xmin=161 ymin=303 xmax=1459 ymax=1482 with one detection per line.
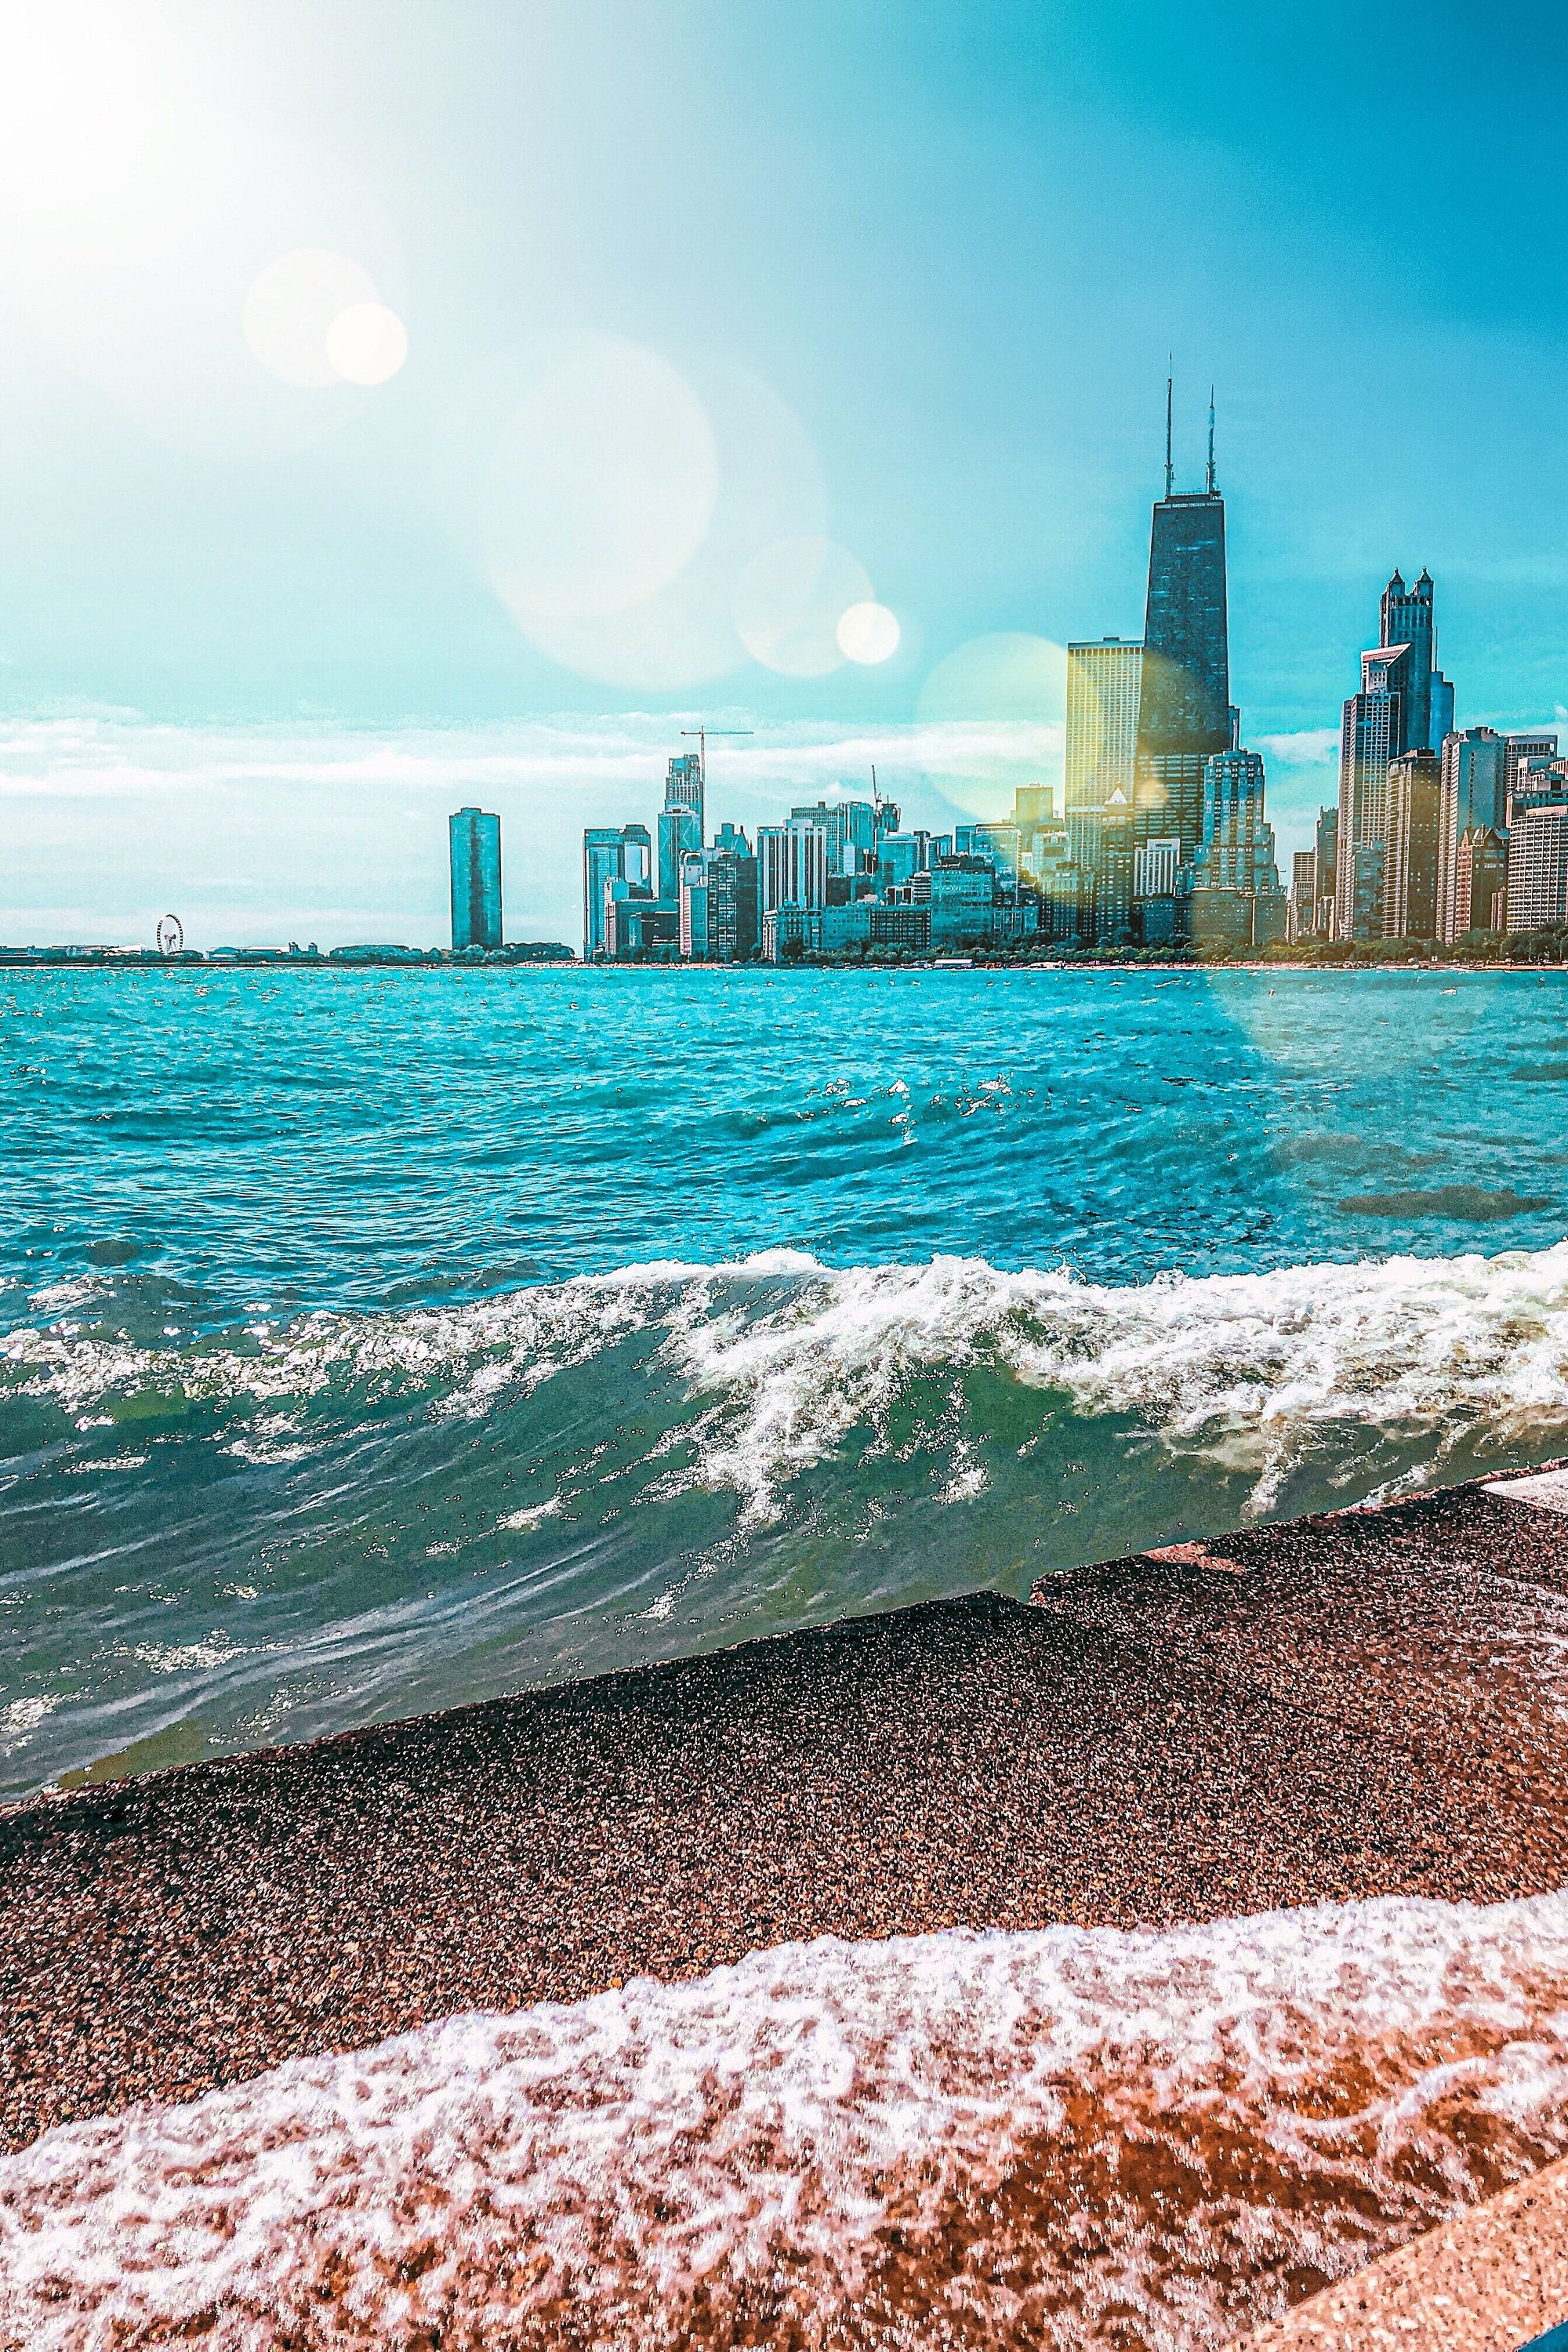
xmin=6 ymin=1472 xmax=1568 ymax=2346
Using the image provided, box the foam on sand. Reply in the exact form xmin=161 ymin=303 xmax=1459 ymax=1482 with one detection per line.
xmin=6 ymin=1892 xmax=1568 ymax=2349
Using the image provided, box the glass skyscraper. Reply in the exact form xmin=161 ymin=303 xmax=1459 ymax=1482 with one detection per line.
xmin=1064 ymin=637 xmax=1143 ymax=896
xmin=1334 ymin=570 xmax=1456 ymax=938
xmin=1134 ymin=470 xmax=1231 ymax=862
xmin=448 ymin=807 xmax=503 ymax=953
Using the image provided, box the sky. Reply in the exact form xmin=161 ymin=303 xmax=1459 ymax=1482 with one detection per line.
xmin=2 ymin=0 xmax=1567 ymax=944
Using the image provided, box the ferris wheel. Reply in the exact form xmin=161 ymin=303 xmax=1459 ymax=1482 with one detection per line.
xmin=156 ymin=914 xmax=184 ymax=957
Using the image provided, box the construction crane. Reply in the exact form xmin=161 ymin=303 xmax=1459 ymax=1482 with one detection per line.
xmin=680 ymin=725 xmax=752 ymax=784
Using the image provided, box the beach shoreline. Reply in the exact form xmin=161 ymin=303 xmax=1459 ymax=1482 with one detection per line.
xmin=7 ymin=1470 xmax=1568 ymax=2157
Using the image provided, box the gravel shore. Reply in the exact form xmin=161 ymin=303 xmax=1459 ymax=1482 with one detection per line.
xmin=5 ymin=1475 xmax=1568 ymax=2154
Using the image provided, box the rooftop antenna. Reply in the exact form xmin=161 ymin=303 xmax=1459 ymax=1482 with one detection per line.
xmin=1206 ymin=387 xmax=1217 ymax=495
xmin=1164 ymin=362 xmax=1174 ymax=499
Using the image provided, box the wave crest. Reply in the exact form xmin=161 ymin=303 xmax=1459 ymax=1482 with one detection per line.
xmin=11 ymin=1242 xmax=1568 ymax=1519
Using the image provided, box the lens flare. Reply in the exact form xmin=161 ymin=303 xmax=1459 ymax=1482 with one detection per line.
xmin=837 ymin=601 xmax=900 ymax=665
xmin=735 ymin=537 xmax=873 ymax=677
xmin=914 ymin=633 xmax=1069 ymax=815
xmin=441 ymin=355 xmax=829 ymax=688
xmin=325 ymin=301 xmax=408 ymax=387
xmin=483 ymin=335 xmax=720 ymax=628
xmin=243 ymin=251 xmax=379 ymax=389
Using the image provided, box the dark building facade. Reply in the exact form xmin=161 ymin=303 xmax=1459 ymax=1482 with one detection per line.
xmin=1314 ymin=804 xmax=1338 ymax=935
xmin=1134 ymin=482 xmax=1232 ymax=862
xmin=706 ymin=851 xmax=759 ymax=962
xmin=449 ymin=807 xmax=503 ymax=952
xmin=1454 ymin=827 xmax=1508 ymax=936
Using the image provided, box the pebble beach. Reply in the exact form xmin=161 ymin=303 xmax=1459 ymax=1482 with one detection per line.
xmin=6 ymin=1472 xmax=1568 ymax=2346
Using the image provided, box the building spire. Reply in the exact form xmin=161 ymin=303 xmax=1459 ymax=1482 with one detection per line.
xmin=1164 ymin=362 xmax=1174 ymax=499
xmin=1206 ymin=387 xmax=1216 ymax=495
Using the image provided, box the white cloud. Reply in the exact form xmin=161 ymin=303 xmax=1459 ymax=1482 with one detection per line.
xmin=1254 ymin=728 xmax=1339 ymax=766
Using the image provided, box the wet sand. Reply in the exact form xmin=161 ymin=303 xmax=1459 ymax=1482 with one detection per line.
xmin=1235 ymin=2149 xmax=1568 ymax=2349
xmin=6 ymin=1473 xmax=1568 ymax=2159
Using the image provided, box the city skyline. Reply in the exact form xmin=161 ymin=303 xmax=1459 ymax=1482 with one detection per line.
xmin=566 ymin=419 xmax=1568 ymax=965
xmin=7 ymin=487 xmax=1568 ymax=953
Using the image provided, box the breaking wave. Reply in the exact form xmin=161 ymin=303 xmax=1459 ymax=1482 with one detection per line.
xmin=5 ymin=1892 xmax=1568 ymax=2350
xmin=11 ymin=1240 xmax=1568 ymax=1519
xmin=12 ymin=1238 xmax=1568 ymax=1796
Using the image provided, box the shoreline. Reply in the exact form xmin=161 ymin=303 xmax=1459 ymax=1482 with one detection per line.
xmin=4 ymin=953 xmax=1567 ymax=975
xmin=7 ymin=1470 xmax=1568 ymax=2156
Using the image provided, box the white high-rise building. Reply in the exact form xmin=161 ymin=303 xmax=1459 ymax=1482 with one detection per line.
xmin=755 ymin=820 xmax=829 ymax=914
xmin=1506 ymin=763 xmax=1568 ymax=932
xmin=1133 ymin=836 xmax=1181 ymax=898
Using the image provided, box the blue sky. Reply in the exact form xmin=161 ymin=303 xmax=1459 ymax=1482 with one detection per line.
xmin=2 ymin=0 xmax=1566 ymax=941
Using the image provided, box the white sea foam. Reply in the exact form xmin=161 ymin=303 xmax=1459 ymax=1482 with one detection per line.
xmin=8 ymin=1241 xmax=1568 ymax=1519
xmin=5 ymin=1893 xmax=1568 ymax=2350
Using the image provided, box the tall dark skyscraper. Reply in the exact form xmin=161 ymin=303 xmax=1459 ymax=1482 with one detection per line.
xmin=1134 ymin=387 xmax=1232 ymax=860
xmin=1377 ymin=570 xmax=1456 ymax=755
xmin=449 ymin=806 xmax=503 ymax=952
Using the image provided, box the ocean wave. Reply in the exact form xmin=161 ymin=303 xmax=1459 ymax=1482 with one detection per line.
xmin=9 ymin=1243 xmax=1568 ymax=1522
xmin=5 ymin=1893 xmax=1568 ymax=2350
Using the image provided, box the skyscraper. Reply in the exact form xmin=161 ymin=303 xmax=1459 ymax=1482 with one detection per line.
xmin=664 ymin=753 xmax=704 ymax=835
xmin=1133 ymin=390 xmax=1231 ymax=862
xmin=1313 ymin=806 xmax=1338 ymax=936
xmin=449 ymin=807 xmax=503 ymax=953
xmin=1453 ymin=828 xmax=1508 ymax=937
xmin=582 ymin=822 xmax=652 ymax=960
xmin=1437 ymin=729 xmax=1508 ymax=942
xmin=789 ymin=797 xmax=894 ymax=880
xmin=1334 ymin=570 xmax=1454 ymax=938
xmin=1382 ymin=750 xmax=1443 ymax=939
xmin=1094 ymin=787 xmax=1136 ymax=946
xmin=1336 ymin=652 xmax=1399 ymax=937
xmin=706 ymin=842 xmax=759 ymax=962
xmin=1378 ymin=571 xmax=1438 ymax=754
xmin=1506 ymin=768 xmax=1568 ymax=932
xmin=1065 ymin=637 xmax=1142 ymax=930
xmin=1133 ymin=836 xmax=1181 ymax=898
xmin=756 ymin=820 xmax=829 ymax=914
xmin=1188 ymin=746 xmax=1286 ymax=946
xmin=1192 ymin=750 xmax=1283 ymax=895
xmin=657 ymin=804 xmax=701 ymax=907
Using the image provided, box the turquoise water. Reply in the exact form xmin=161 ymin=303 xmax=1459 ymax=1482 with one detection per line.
xmin=5 ymin=963 xmax=1568 ymax=1797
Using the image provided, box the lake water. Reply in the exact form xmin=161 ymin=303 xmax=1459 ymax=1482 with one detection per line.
xmin=6 ymin=962 xmax=1568 ymax=1798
